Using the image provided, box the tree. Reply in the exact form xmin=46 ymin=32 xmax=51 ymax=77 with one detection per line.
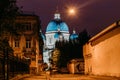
xmin=0 ymin=39 xmax=13 ymax=52
xmin=0 ymin=0 xmax=20 ymax=51
xmin=53 ymin=29 xmax=90 ymax=69
xmin=78 ymin=29 xmax=90 ymax=45
xmin=51 ymin=48 xmax=60 ymax=69
xmin=0 ymin=0 xmax=20 ymax=36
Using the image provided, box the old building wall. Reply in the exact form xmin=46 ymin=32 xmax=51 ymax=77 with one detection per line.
xmin=92 ymin=27 xmax=120 ymax=76
xmin=84 ymin=25 xmax=120 ymax=77
xmin=83 ymin=43 xmax=93 ymax=75
xmin=8 ymin=14 xmax=43 ymax=74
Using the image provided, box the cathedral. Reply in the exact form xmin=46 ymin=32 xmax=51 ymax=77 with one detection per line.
xmin=41 ymin=12 xmax=78 ymax=67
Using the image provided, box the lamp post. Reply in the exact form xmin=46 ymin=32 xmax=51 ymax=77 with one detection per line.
xmin=4 ymin=47 xmax=9 ymax=80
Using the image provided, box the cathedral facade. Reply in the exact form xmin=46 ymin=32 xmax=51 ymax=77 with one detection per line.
xmin=41 ymin=13 xmax=78 ymax=67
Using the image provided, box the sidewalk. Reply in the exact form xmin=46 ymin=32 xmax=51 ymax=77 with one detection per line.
xmin=10 ymin=74 xmax=30 ymax=80
xmin=13 ymin=73 xmax=120 ymax=80
xmin=50 ymin=74 xmax=120 ymax=80
xmin=89 ymin=75 xmax=120 ymax=80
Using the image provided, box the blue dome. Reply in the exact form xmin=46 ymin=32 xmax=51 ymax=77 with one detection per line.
xmin=54 ymin=32 xmax=62 ymax=39
xmin=54 ymin=33 xmax=59 ymax=39
xmin=59 ymin=22 xmax=69 ymax=31
xmin=70 ymin=33 xmax=78 ymax=40
xmin=46 ymin=20 xmax=69 ymax=32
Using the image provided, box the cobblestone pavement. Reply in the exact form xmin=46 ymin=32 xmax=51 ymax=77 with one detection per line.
xmin=18 ymin=74 xmax=120 ymax=80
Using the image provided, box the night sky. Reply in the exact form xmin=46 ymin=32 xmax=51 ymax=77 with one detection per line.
xmin=17 ymin=0 xmax=120 ymax=36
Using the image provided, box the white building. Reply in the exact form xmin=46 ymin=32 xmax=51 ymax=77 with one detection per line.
xmin=83 ymin=21 xmax=120 ymax=77
xmin=41 ymin=13 xmax=78 ymax=68
xmin=42 ymin=13 xmax=70 ymax=67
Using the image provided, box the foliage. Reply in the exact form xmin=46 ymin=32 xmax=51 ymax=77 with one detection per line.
xmin=0 ymin=0 xmax=20 ymax=36
xmin=51 ymin=48 xmax=60 ymax=67
xmin=0 ymin=0 xmax=20 ymax=51
xmin=54 ymin=29 xmax=90 ymax=68
xmin=78 ymin=29 xmax=90 ymax=45
xmin=0 ymin=0 xmax=19 ymax=19
xmin=0 ymin=39 xmax=13 ymax=53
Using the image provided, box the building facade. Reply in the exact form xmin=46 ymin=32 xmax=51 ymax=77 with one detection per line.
xmin=41 ymin=13 xmax=78 ymax=68
xmin=83 ymin=21 xmax=120 ymax=77
xmin=8 ymin=14 xmax=42 ymax=74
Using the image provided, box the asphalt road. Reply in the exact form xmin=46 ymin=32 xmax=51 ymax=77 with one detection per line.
xmin=19 ymin=74 xmax=120 ymax=80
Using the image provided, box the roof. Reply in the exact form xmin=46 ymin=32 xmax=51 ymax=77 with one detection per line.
xmin=46 ymin=20 xmax=69 ymax=33
xmin=46 ymin=13 xmax=69 ymax=33
xmin=89 ymin=21 xmax=119 ymax=42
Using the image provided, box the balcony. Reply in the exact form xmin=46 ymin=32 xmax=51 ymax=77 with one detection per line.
xmin=22 ymin=47 xmax=36 ymax=55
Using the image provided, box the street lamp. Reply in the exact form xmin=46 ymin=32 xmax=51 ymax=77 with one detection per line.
xmin=4 ymin=47 xmax=9 ymax=80
xmin=68 ymin=8 xmax=76 ymax=16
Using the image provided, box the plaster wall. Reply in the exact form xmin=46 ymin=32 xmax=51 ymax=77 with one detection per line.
xmin=84 ymin=27 xmax=120 ymax=77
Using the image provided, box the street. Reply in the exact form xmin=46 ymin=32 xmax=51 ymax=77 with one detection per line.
xmin=18 ymin=74 xmax=120 ymax=80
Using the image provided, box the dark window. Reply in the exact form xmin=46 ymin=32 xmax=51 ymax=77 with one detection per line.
xmin=26 ymin=39 xmax=31 ymax=48
xmin=24 ymin=23 xmax=31 ymax=31
xmin=15 ymin=40 xmax=19 ymax=47
xmin=16 ymin=22 xmax=32 ymax=31
xmin=38 ymin=60 xmax=42 ymax=63
xmin=15 ymin=23 xmax=22 ymax=30
xmin=31 ymin=57 xmax=36 ymax=61
xmin=49 ymin=37 xmax=52 ymax=44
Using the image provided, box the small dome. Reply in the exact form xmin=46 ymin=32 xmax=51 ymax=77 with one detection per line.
xmin=70 ymin=30 xmax=78 ymax=40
